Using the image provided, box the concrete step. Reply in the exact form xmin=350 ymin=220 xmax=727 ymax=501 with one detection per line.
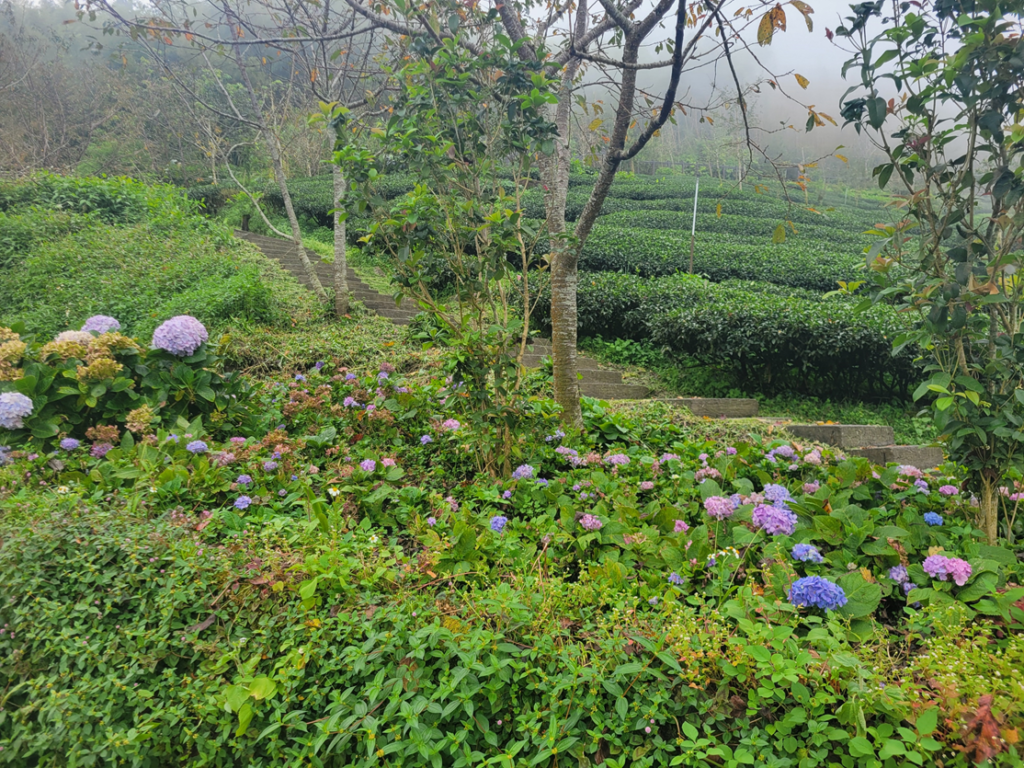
xmin=581 ymin=383 xmax=651 ymax=400
xmin=787 ymin=424 xmax=894 ymax=448
xmin=655 ymin=398 xmax=759 ymax=418
xmin=849 ymin=445 xmax=943 ymax=469
xmin=521 ymin=354 xmax=610 ymax=371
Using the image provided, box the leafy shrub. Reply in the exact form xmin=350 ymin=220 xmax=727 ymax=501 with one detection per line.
xmin=0 ymin=208 xmax=95 ymax=270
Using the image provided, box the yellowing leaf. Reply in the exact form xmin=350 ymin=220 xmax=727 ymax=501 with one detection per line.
xmin=716 ymin=203 xmax=722 ymax=218
xmin=795 ymin=73 xmax=809 ymax=89
xmin=835 ymin=153 xmax=848 ymax=163
xmin=772 ymin=223 xmax=786 ymax=244
xmin=757 ymin=11 xmax=774 ymax=45
xmin=789 ymin=0 xmax=813 ymax=31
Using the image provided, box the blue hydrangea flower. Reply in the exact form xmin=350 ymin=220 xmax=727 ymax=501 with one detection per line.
xmin=0 ymin=392 xmax=33 ymax=430
xmin=295 ymin=374 xmax=306 ymax=382
xmin=490 ymin=515 xmax=508 ymax=534
xmin=923 ymin=512 xmax=944 ymax=526
xmin=502 ymin=490 xmax=513 ymax=499
xmin=60 ymin=438 xmax=81 ymax=451
xmin=81 ymin=315 xmax=121 ymax=334
xmin=237 ymin=474 xmax=253 ymax=485
xmin=668 ymin=572 xmax=684 ymax=585
xmin=763 ymin=484 xmax=792 ymax=504
xmin=511 ymin=464 xmax=534 ymax=480
xmin=420 ymin=435 xmax=433 ymax=445
xmin=788 ymin=576 xmax=848 ymax=611
xmin=889 ymin=565 xmax=909 ymax=584
xmin=186 ymin=440 xmax=208 ymax=454
xmin=234 ymin=495 xmax=252 ymax=510
xmin=791 ymin=543 xmax=824 ymax=563
xmin=152 ymin=315 xmax=208 ymax=356
xmin=263 ymin=461 xmax=278 ymax=471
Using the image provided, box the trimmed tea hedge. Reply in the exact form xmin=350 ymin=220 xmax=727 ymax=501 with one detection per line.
xmin=528 ymin=271 xmax=918 ymax=399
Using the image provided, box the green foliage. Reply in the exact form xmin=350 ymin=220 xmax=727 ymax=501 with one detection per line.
xmin=0 ymin=176 xmax=317 ymax=339
xmin=839 ymin=0 xmax=1024 ymax=542
xmin=530 ymin=271 xmax=918 ymax=399
xmin=1 ymin=352 xmax=1021 ymax=765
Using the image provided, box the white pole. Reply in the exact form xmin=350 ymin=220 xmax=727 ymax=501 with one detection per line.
xmin=689 ymin=176 xmax=699 ymax=273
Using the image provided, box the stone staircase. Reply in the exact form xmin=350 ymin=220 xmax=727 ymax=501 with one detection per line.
xmin=235 ymin=230 xmax=417 ymax=325
xmin=787 ymin=424 xmax=943 ymax=469
xmin=236 ymin=230 xmax=944 ymax=468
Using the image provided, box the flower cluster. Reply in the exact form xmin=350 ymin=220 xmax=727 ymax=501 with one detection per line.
xmin=605 ymin=454 xmax=630 ymax=466
xmin=788 ymin=576 xmax=847 ymax=611
xmin=60 ymin=437 xmax=81 ymax=451
xmin=186 ymin=440 xmax=208 ymax=454
xmin=0 ymin=392 xmax=33 ymax=430
xmin=0 ymin=327 xmax=25 ymax=382
xmin=704 ymin=496 xmax=734 ymax=520
xmin=938 ymin=485 xmax=958 ymax=496
xmin=151 ymin=315 xmax=208 ymax=357
xmin=490 ymin=515 xmax=508 ymax=534
xmin=81 ymin=315 xmax=121 ymax=334
xmin=922 ymin=554 xmax=972 ymax=586
xmin=579 ymin=514 xmax=603 ymax=531
xmin=763 ymin=484 xmax=792 ymax=504
xmin=923 ymin=512 xmax=943 ymax=526
xmin=791 ymin=543 xmax=824 ymax=563
xmin=511 ymin=464 xmax=534 ymax=481
xmin=752 ymin=504 xmax=797 ymax=536
xmin=441 ymin=419 xmax=461 ymax=431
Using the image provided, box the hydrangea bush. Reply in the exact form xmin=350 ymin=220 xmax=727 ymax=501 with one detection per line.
xmin=0 ymin=318 xmax=251 ymax=445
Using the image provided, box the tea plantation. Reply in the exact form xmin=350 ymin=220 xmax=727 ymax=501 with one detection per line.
xmin=1 ymin=176 xmax=1022 ymax=767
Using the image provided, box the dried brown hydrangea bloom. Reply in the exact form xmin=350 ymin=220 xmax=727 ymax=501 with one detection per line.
xmin=85 ymin=424 xmax=120 ymax=443
xmin=126 ymin=404 xmax=156 ymax=434
xmin=76 ymin=357 xmax=123 ymax=382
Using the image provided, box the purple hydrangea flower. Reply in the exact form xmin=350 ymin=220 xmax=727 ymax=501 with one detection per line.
xmin=343 ymin=397 xmax=360 ymax=408
xmin=704 ymin=496 xmax=734 ymax=520
xmin=420 ymin=435 xmax=433 ymax=445
xmin=545 ymin=429 xmax=566 ymax=442
xmin=668 ymin=572 xmax=684 ymax=585
xmin=441 ymin=419 xmax=461 ymax=431
xmin=579 ymin=514 xmax=603 ymax=531
xmin=278 ymin=489 xmax=287 ymax=497
xmin=151 ymin=315 xmax=208 ymax=357
xmin=511 ymin=464 xmax=534 ymax=480
xmin=0 ymin=392 xmax=34 ymax=430
xmin=673 ymin=519 xmax=690 ymax=533
xmin=502 ymin=490 xmax=513 ymax=499
xmin=536 ymin=479 xmax=548 ymax=486
xmin=605 ymin=453 xmax=630 ymax=466
xmin=889 ymin=565 xmax=909 ymax=584
xmin=923 ymin=512 xmax=944 ymax=526
xmin=360 ymin=459 xmax=376 ymax=472
xmin=230 ymin=437 xmax=246 ymax=445
xmin=263 ymin=460 xmax=278 ymax=471
xmin=752 ymin=504 xmax=798 ymax=536
xmin=729 ymin=493 xmax=744 ymax=509
xmin=235 ymin=475 xmax=252 ymax=487
xmin=939 ymin=485 xmax=958 ymax=496
xmin=60 ymin=437 xmax=81 ymax=451
xmin=345 ymin=373 xmax=357 ymax=381
xmin=377 ymin=371 xmax=389 ymax=381
xmin=660 ymin=453 xmax=680 ymax=463
xmin=788 ymin=576 xmax=847 ymax=611
xmin=639 ymin=481 xmax=655 ymax=491
xmin=81 ymin=315 xmax=121 ymax=334
xmin=726 ymin=446 xmax=737 ymax=455
xmin=314 ymin=361 xmax=325 ymax=371
xmin=186 ymin=440 xmax=208 ymax=454
xmin=803 ymin=481 xmax=820 ymax=494
xmin=446 ymin=495 xmax=459 ymax=512
xmin=427 ymin=516 xmax=437 ymax=527
xmin=490 ymin=515 xmax=508 ymax=533
xmin=914 ymin=479 xmax=930 ymax=493
xmin=90 ymin=442 xmax=113 ymax=458
xmin=791 ymin=543 xmax=824 ymax=563
xmin=923 ymin=554 xmax=972 ymax=586
xmin=295 ymin=374 xmax=306 ymax=382
xmin=234 ymin=495 xmax=251 ymax=509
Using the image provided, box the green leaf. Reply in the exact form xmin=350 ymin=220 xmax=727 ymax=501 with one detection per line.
xmin=915 ymin=707 xmax=938 ymax=736
xmin=236 ymin=702 xmax=254 ymax=737
xmin=836 ymin=572 xmax=882 ymax=619
xmin=248 ymin=677 xmax=277 ymax=701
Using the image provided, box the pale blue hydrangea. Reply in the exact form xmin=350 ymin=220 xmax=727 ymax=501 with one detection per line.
xmin=186 ymin=440 xmax=208 ymax=454
xmin=152 ymin=315 xmax=208 ymax=356
xmin=791 ymin=543 xmax=824 ymax=563
xmin=81 ymin=315 xmax=121 ymax=334
xmin=923 ymin=512 xmax=944 ymax=526
xmin=490 ymin=515 xmax=508 ymax=533
xmin=511 ymin=464 xmax=534 ymax=480
xmin=60 ymin=438 xmax=81 ymax=451
xmin=234 ymin=495 xmax=252 ymax=510
xmin=0 ymin=392 xmax=33 ymax=430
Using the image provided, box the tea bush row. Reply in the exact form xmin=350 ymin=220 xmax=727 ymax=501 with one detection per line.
xmin=529 ymin=272 xmax=918 ymax=398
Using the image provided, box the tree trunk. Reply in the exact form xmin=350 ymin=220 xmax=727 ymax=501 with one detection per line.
xmin=333 ymin=164 xmax=350 ymax=317
xmin=980 ymin=475 xmax=1000 ymax=545
xmin=540 ymin=0 xmax=587 ymax=428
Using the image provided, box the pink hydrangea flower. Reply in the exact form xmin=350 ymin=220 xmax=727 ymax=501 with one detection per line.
xmin=704 ymin=496 xmax=734 ymax=520
xmin=673 ymin=519 xmax=690 ymax=533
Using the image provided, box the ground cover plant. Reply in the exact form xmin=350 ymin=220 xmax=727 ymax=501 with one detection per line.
xmin=2 ymin=306 xmax=1024 ymax=766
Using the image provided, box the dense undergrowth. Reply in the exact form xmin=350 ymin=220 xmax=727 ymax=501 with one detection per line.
xmin=2 ymin=308 xmax=1024 ymax=766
